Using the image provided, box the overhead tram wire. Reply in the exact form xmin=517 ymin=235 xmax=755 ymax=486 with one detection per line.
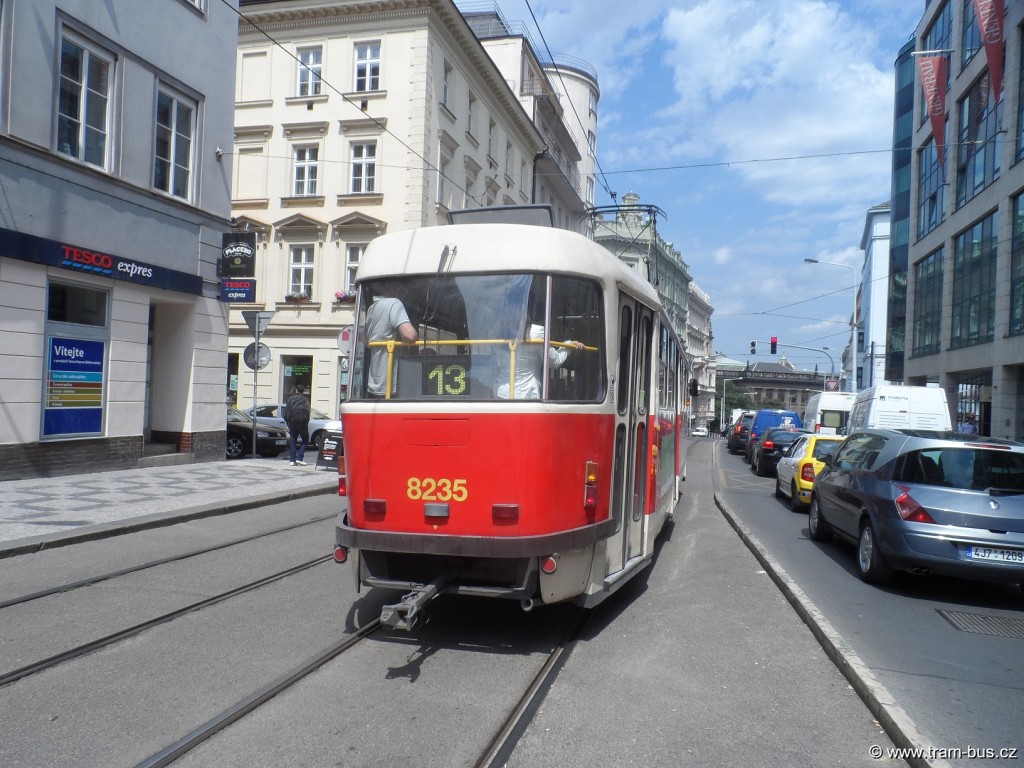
xmin=221 ymin=0 xmax=1009 ymax=202
xmin=220 ymin=0 xmax=484 ymax=207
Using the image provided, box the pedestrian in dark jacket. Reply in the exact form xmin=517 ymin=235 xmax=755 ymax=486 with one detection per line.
xmin=285 ymin=384 xmax=311 ymax=465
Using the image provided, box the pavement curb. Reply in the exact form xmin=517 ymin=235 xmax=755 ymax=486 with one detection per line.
xmin=0 ymin=483 xmax=336 ymax=560
xmin=711 ymin=442 xmax=946 ymax=768
xmin=708 ymin=438 xmax=946 ymax=768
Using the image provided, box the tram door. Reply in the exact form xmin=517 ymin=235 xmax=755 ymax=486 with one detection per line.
xmin=608 ymin=296 xmax=654 ymax=575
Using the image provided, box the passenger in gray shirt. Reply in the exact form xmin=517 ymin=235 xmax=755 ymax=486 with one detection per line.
xmin=364 ymin=283 xmax=418 ymax=397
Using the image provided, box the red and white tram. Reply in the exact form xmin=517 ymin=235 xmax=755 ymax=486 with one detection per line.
xmin=333 ymin=210 xmax=687 ymax=628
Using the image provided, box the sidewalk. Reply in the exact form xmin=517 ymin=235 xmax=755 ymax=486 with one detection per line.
xmin=0 ymin=457 xmax=338 ymax=558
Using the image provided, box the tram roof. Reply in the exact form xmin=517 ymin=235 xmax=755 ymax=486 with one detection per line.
xmin=357 ymin=223 xmax=659 ymax=303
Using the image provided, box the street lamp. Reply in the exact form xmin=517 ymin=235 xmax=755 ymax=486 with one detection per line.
xmin=804 ymin=258 xmax=858 ymax=394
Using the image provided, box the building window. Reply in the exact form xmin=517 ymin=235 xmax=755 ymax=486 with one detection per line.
xmin=57 ymin=34 xmax=113 ymax=168
xmin=154 ymin=89 xmax=194 ymax=200
xmin=297 ymin=47 xmax=322 ymax=97
xmin=350 ymin=142 xmax=377 ymax=193
xmin=290 ymin=245 xmax=314 ymax=298
xmin=919 ymin=3 xmax=951 ymax=127
xmin=47 ymin=282 xmax=108 ymax=327
xmin=1011 ymin=195 xmax=1024 ymax=336
xmin=467 ymin=93 xmax=476 ymax=136
xmin=951 ymin=212 xmax=997 ymax=349
xmin=293 ymin=146 xmax=319 ymax=196
xmin=437 ymin=156 xmax=449 ymax=208
xmin=487 ymin=120 xmax=495 ymax=159
xmin=917 ymin=137 xmax=945 ymax=238
xmin=442 ymin=61 xmax=452 ymax=108
xmin=354 ymin=42 xmax=381 ymax=92
xmin=961 ymin=0 xmax=983 ymax=68
xmin=912 ymin=248 xmax=943 ymax=357
xmin=346 ymin=244 xmax=364 ymax=292
xmin=1017 ymin=26 xmax=1024 ymax=162
xmin=956 ymin=75 xmax=1001 ymax=207
xmin=505 ymin=141 xmax=513 ymax=177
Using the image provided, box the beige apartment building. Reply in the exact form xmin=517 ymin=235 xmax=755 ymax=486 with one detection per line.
xmin=229 ymin=0 xmax=590 ymax=417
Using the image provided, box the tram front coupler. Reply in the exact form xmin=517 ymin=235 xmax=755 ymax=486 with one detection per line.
xmin=379 ymin=573 xmax=453 ymax=631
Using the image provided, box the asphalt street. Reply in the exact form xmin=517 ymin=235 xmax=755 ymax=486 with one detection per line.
xmin=0 ymin=441 xmax=921 ymax=765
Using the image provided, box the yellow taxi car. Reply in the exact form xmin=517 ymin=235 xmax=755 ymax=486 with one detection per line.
xmin=774 ymin=434 xmax=844 ymax=511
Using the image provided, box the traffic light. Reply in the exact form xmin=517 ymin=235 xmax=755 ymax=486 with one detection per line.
xmin=770 ymin=336 xmax=778 ymax=354
xmin=750 ymin=340 xmax=756 ymax=355
xmin=689 ymin=379 xmax=699 ymax=398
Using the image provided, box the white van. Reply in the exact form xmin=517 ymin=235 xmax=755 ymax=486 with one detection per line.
xmin=803 ymin=391 xmax=857 ymax=435
xmin=846 ymin=385 xmax=952 ymax=432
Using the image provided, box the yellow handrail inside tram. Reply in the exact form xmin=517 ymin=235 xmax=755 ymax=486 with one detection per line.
xmin=366 ymin=337 xmax=598 ymax=399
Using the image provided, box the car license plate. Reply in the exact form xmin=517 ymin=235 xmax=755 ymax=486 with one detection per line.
xmin=274 ymin=439 xmax=288 ymax=446
xmin=967 ymin=546 xmax=1024 ymax=564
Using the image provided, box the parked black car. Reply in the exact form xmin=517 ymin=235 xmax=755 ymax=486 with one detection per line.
xmin=744 ymin=409 xmax=803 ymax=463
xmin=750 ymin=426 xmax=804 ymax=477
xmin=809 ymin=429 xmax=1024 ymax=586
xmin=226 ymin=407 xmax=289 ymax=459
xmin=727 ymin=412 xmax=755 ymax=455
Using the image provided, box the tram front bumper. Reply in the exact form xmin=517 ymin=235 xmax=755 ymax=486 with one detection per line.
xmin=334 ymin=509 xmax=617 ymax=559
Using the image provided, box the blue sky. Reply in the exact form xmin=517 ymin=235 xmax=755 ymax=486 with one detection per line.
xmin=492 ymin=0 xmax=924 ymax=371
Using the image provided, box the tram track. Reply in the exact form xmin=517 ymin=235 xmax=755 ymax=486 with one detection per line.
xmin=124 ymin=597 xmax=589 ymax=768
xmin=135 ymin=618 xmax=383 ymax=768
xmin=475 ymin=606 xmax=592 ymax=767
xmin=0 ymin=513 xmax=335 ymax=610
xmin=0 ymin=554 xmax=332 ymax=688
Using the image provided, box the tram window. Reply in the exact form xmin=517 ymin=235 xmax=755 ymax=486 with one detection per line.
xmin=657 ymin=326 xmax=669 ymax=409
xmin=617 ymin=305 xmax=633 ymax=415
xmin=350 ymin=272 xmax=604 ymax=402
xmin=636 ymin=313 xmax=652 ymax=414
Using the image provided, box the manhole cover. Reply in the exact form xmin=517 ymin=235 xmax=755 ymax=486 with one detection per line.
xmin=938 ymin=609 xmax=1024 ymax=640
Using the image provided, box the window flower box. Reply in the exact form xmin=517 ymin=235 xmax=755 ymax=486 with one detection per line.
xmin=334 ymin=290 xmax=354 ymax=303
xmin=285 ymin=292 xmax=311 ymax=303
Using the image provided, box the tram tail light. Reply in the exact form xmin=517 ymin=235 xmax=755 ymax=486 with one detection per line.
xmin=364 ymin=499 xmax=387 ymax=516
xmin=584 ymin=461 xmax=599 ymax=511
xmin=337 ymin=456 xmax=347 ymax=496
xmin=492 ymin=504 xmax=519 ymax=522
xmin=333 ymin=546 xmax=349 ymax=564
xmin=541 ymin=555 xmax=558 ymax=574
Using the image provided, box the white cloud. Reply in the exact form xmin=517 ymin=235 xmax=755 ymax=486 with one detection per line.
xmin=656 ymin=0 xmax=897 ymax=207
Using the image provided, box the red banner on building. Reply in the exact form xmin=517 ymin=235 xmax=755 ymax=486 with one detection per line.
xmin=972 ymin=0 xmax=1005 ymax=102
xmin=918 ymin=55 xmax=948 ymax=167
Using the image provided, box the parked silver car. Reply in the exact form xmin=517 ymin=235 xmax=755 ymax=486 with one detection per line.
xmin=246 ymin=403 xmax=336 ymax=449
xmin=809 ymin=429 xmax=1024 ymax=587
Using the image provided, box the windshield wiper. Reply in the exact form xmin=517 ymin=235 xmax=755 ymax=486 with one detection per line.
xmin=985 ymin=486 xmax=1024 ymax=496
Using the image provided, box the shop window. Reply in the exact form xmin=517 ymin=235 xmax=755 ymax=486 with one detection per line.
xmin=47 ymin=282 xmax=108 ymax=327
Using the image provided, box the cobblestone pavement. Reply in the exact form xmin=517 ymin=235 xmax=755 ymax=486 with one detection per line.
xmin=0 ymin=458 xmax=337 ymax=556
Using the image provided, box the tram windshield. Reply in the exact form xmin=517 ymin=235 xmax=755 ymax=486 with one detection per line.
xmin=349 ymin=273 xmax=605 ymax=402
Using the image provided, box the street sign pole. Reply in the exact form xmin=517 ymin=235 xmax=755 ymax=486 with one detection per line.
xmin=242 ymin=311 xmax=275 ymax=457
xmin=252 ymin=321 xmax=260 ymax=457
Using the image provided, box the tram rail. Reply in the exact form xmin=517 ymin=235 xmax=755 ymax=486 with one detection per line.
xmin=0 ymin=554 xmax=331 ymax=688
xmin=0 ymin=513 xmax=334 ymax=610
xmin=135 ymin=619 xmax=382 ymax=768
